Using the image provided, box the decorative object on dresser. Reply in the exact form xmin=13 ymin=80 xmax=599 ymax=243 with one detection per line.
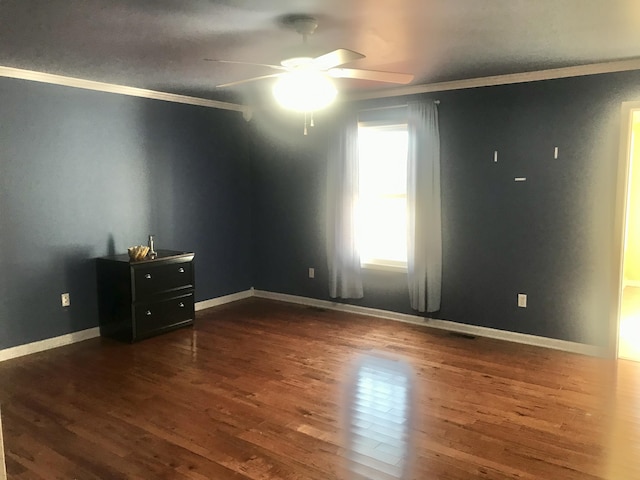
xmin=127 ymin=245 xmax=149 ymax=261
xmin=96 ymin=250 xmax=195 ymax=342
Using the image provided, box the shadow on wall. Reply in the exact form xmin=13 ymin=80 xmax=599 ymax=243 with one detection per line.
xmin=107 ymin=234 xmax=116 ymax=256
xmin=138 ymin=101 xmax=254 ymax=300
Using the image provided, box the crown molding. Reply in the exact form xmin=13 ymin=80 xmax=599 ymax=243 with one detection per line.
xmin=4 ymin=57 xmax=640 ymax=117
xmin=347 ymin=57 xmax=640 ymax=102
xmin=0 ymin=66 xmax=251 ymax=118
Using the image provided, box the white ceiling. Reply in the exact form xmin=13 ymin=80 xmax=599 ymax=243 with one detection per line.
xmin=1 ymin=0 xmax=640 ymax=105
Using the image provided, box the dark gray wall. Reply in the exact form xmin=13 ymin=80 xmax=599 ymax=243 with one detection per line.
xmin=3 ymin=69 xmax=639 ymax=351
xmin=0 ymin=77 xmax=251 ymax=349
xmin=250 ymin=70 xmax=640 ymax=347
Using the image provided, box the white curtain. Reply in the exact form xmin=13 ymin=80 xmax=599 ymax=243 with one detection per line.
xmin=326 ymin=112 xmax=363 ymax=299
xmin=407 ymin=101 xmax=442 ymax=312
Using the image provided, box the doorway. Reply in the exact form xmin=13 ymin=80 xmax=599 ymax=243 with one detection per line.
xmin=618 ymin=109 xmax=640 ymax=361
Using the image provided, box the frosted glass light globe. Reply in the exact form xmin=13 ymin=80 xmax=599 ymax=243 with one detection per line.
xmin=273 ymin=71 xmax=337 ymax=112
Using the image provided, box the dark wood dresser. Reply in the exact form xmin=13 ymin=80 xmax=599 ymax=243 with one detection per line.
xmin=96 ymin=250 xmax=195 ymax=342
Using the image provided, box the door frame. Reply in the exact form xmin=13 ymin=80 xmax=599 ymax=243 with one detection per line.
xmin=0 ymin=405 xmax=6 ymax=480
xmin=611 ymin=101 xmax=640 ymax=358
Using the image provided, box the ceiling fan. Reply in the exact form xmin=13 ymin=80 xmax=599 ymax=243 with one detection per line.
xmin=206 ymin=15 xmax=414 ymax=112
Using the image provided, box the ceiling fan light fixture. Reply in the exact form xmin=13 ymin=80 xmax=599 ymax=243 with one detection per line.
xmin=272 ymin=70 xmax=337 ymax=112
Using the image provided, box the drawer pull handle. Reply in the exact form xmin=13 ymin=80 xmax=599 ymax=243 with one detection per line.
xmin=178 ymin=302 xmax=185 ymax=308
xmin=178 ymin=267 xmax=185 ymax=273
xmin=144 ymin=273 xmax=152 ymax=279
xmin=145 ymin=310 xmax=152 ymax=316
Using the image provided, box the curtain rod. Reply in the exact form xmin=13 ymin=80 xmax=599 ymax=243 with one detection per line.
xmin=357 ymin=100 xmax=440 ymax=113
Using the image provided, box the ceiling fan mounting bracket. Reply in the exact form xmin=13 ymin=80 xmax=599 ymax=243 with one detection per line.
xmin=282 ymin=14 xmax=318 ymax=39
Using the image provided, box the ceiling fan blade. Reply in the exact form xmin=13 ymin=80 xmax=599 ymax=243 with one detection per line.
xmin=328 ymin=68 xmax=414 ymax=84
xmin=205 ymin=59 xmax=288 ymax=71
xmin=217 ymin=73 xmax=283 ymax=88
xmin=311 ymin=49 xmax=365 ymax=70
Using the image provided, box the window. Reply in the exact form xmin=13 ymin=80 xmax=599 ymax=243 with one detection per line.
xmin=357 ymin=123 xmax=409 ymax=270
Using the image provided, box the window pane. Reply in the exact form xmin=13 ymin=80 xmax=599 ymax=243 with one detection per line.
xmin=358 ymin=196 xmax=407 ymax=264
xmin=359 ymin=129 xmax=408 ymax=196
xmin=358 ymin=124 xmax=408 ymax=268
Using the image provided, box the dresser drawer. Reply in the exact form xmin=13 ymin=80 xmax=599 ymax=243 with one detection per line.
xmin=133 ymin=261 xmax=193 ymax=299
xmin=134 ymin=293 xmax=194 ymax=339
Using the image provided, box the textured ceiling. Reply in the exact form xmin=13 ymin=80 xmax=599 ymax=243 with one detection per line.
xmin=1 ymin=0 xmax=640 ymax=105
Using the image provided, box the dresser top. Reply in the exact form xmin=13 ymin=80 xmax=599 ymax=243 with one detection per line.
xmin=98 ymin=249 xmax=194 ymax=264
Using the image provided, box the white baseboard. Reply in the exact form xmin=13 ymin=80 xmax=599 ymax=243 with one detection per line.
xmin=0 ymin=327 xmax=100 ymax=363
xmin=253 ymin=290 xmax=606 ymax=357
xmin=0 ymin=289 xmax=254 ymax=364
xmin=195 ymin=288 xmax=254 ymax=311
xmin=0 ymin=286 xmax=604 ymax=364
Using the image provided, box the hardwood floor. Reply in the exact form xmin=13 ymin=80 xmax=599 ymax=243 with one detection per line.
xmin=0 ymin=298 xmax=639 ymax=479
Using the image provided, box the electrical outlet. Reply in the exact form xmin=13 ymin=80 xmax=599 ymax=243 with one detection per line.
xmin=308 ymin=267 xmax=315 ymax=279
xmin=61 ymin=293 xmax=70 ymax=307
xmin=517 ymin=293 xmax=527 ymax=308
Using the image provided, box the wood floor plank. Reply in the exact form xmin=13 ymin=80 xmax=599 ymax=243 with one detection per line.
xmin=0 ymin=298 xmax=639 ymax=479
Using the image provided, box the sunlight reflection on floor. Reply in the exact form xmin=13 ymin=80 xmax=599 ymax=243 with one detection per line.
xmin=344 ymin=353 xmax=415 ymax=480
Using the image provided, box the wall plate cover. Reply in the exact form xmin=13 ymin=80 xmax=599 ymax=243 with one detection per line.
xmin=518 ymin=293 xmax=527 ymax=308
